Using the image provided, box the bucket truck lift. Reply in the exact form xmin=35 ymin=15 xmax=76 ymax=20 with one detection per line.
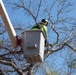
xmin=0 ymin=0 xmax=45 ymax=63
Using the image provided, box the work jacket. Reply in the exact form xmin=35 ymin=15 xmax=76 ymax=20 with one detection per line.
xmin=31 ymin=22 xmax=47 ymax=40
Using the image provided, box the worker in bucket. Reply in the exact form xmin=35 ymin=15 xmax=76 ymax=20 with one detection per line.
xmin=31 ymin=19 xmax=48 ymax=46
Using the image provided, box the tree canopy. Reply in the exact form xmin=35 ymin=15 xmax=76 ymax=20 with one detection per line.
xmin=0 ymin=0 xmax=76 ymax=75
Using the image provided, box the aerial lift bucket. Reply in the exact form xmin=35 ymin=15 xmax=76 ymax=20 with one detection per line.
xmin=21 ymin=30 xmax=45 ymax=63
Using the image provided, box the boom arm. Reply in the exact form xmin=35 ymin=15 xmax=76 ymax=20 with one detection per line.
xmin=0 ymin=0 xmax=17 ymax=47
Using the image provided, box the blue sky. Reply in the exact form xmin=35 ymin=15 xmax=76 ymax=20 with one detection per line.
xmin=1 ymin=0 xmax=76 ymax=75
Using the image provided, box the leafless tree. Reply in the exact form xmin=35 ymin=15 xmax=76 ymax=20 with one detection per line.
xmin=0 ymin=0 xmax=76 ymax=75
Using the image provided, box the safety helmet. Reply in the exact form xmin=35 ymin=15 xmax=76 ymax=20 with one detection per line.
xmin=41 ymin=19 xmax=48 ymax=26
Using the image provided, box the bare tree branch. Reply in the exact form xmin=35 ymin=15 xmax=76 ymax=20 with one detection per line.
xmin=0 ymin=49 xmax=23 ymax=57
xmin=36 ymin=0 xmax=42 ymax=19
xmin=51 ymin=24 xmax=59 ymax=44
xmin=0 ymin=0 xmax=76 ymax=75
xmin=0 ymin=60 xmax=23 ymax=75
xmin=50 ymin=0 xmax=57 ymax=12
xmin=13 ymin=2 xmax=36 ymax=21
xmin=65 ymin=43 xmax=76 ymax=52
xmin=57 ymin=0 xmax=65 ymax=19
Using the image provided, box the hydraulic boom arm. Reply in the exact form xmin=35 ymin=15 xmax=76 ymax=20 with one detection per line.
xmin=0 ymin=0 xmax=21 ymax=48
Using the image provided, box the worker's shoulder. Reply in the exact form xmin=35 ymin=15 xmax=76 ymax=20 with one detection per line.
xmin=43 ymin=25 xmax=47 ymax=28
xmin=43 ymin=25 xmax=47 ymax=31
xmin=37 ymin=22 xmax=43 ymax=25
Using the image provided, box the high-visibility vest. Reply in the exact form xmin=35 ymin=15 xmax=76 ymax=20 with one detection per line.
xmin=31 ymin=23 xmax=47 ymax=40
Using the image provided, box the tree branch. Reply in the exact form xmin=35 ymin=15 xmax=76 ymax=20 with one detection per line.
xmin=0 ymin=49 xmax=23 ymax=57
xmin=36 ymin=0 xmax=42 ymax=19
xmin=44 ymin=41 xmax=76 ymax=59
xmin=57 ymin=0 xmax=65 ymax=19
xmin=0 ymin=60 xmax=23 ymax=75
xmin=51 ymin=24 xmax=59 ymax=44
xmin=65 ymin=43 xmax=76 ymax=52
xmin=13 ymin=2 xmax=36 ymax=21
